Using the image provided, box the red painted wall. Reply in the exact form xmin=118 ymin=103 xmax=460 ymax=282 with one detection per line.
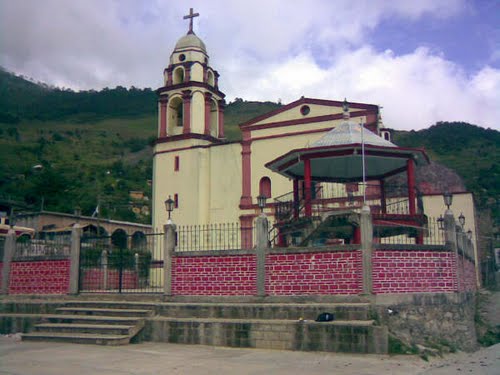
xmin=265 ymin=251 xmax=362 ymax=295
xmin=80 ymin=268 xmax=138 ymax=290
xmin=8 ymin=259 xmax=70 ymax=295
xmin=171 ymin=255 xmax=257 ymax=295
xmin=372 ymin=250 xmax=456 ymax=294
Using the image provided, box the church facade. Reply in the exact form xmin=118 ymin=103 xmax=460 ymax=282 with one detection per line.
xmin=152 ymin=13 xmax=478 ymax=273
xmin=152 ymin=22 xmax=386 ymax=230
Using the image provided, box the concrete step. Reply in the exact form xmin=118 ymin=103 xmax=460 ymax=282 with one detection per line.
xmin=55 ymin=307 xmax=153 ymax=317
xmin=154 ymin=302 xmax=371 ymax=321
xmin=34 ymin=323 xmax=137 ymax=335
xmin=144 ymin=317 xmax=388 ymax=354
xmin=44 ymin=314 xmax=144 ymax=326
xmin=63 ymin=301 xmax=157 ymax=311
xmin=21 ymin=332 xmax=131 ymax=345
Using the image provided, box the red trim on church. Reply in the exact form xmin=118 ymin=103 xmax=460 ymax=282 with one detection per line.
xmin=156 ymin=81 xmax=225 ymax=98
xmin=240 ymin=97 xmax=378 ymax=129
xmin=242 ymin=110 xmax=376 ymax=133
xmin=240 ymin=140 xmax=252 ymax=207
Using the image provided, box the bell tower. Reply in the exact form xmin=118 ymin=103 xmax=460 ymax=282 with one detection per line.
xmin=157 ymin=8 xmax=226 ymax=140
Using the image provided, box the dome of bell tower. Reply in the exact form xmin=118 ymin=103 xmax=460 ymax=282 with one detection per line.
xmin=174 ymin=33 xmax=207 ymax=53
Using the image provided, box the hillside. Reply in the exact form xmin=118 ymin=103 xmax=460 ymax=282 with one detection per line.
xmin=0 ymin=69 xmax=498 ymax=231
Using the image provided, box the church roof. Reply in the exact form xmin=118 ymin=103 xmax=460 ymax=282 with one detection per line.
xmin=174 ymin=33 xmax=207 ymax=53
xmin=311 ymin=120 xmax=396 ymax=148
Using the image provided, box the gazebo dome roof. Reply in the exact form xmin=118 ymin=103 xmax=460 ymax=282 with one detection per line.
xmin=311 ymin=120 xmax=396 ymax=148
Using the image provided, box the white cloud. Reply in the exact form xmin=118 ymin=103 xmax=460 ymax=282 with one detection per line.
xmin=224 ymin=46 xmax=500 ymax=130
xmin=0 ymin=0 xmax=497 ymax=130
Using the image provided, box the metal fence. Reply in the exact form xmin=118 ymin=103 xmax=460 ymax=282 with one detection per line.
xmin=14 ymin=237 xmax=71 ymax=259
xmin=376 ymin=216 xmax=445 ymax=245
xmin=176 ymin=223 xmax=256 ymax=251
xmin=79 ymin=232 xmax=164 ymax=293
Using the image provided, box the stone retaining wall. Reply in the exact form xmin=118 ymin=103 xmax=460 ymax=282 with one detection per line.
xmin=374 ymin=292 xmax=478 ymax=352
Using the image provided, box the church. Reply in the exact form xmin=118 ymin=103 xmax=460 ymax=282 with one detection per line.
xmin=152 ymin=9 xmax=478 ymax=260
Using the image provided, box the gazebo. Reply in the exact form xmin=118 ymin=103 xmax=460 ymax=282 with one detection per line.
xmin=265 ymin=101 xmax=430 ymax=246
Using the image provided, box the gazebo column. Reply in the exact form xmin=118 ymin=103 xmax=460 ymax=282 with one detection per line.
xmin=293 ymin=179 xmax=299 ymax=219
xmin=304 ymin=158 xmax=312 ymax=217
xmin=380 ymin=179 xmax=387 ymax=214
xmin=407 ymin=159 xmax=416 ymax=215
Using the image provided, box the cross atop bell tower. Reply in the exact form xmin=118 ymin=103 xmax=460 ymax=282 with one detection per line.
xmin=183 ymin=8 xmax=199 ymax=35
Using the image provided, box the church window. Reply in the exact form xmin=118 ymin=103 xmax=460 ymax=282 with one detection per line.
xmin=174 ymin=193 xmax=179 ymax=208
xmin=176 ymin=103 xmax=183 ymax=127
xmin=179 ymin=54 xmax=186 ymax=62
xmin=300 ymin=105 xmax=310 ymax=116
xmin=174 ymin=156 xmax=180 ymax=171
xmin=259 ymin=177 xmax=272 ymax=198
xmin=173 ymin=67 xmax=185 ymax=84
xmin=207 ymin=71 xmax=215 ymax=86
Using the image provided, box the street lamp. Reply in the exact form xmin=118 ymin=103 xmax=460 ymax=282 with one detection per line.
xmin=437 ymin=215 xmax=444 ymax=230
xmin=257 ymin=195 xmax=267 ymax=213
xmin=467 ymin=229 xmax=472 ymax=240
xmin=458 ymin=212 xmax=465 ymax=229
xmin=443 ymin=191 xmax=453 ymax=210
xmin=165 ymin=196 xmax=175 ymax=220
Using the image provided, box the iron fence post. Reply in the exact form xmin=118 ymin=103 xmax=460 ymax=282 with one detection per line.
xmin=68 ymin=223 xmax=82 ymax=295
xmin=1 ymin=228 xmax=16 ymax=295
xmin=164 ymin=223 xmax=176 ymax=297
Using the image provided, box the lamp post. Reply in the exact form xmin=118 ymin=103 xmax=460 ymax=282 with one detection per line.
xmin=165 ymin=196 xmax=175 ymax=221
xmin=437 ymin=215 xmax=444 ymax=230
xmin=443 ymin=191 xmax=453 ymax=210
xmin=458 ymin=212 xmax=465 ymax=230
xmin=257 ymin=195 xmax=267 ymax=214
xmin=467 ymin=229 xmax=472 ymax=240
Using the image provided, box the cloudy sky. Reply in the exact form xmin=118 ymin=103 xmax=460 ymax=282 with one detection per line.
xmin=0 ymin=0 xmax=498 ymax=130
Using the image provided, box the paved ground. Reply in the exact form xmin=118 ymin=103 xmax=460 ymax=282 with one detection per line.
xmin=1 ymin=335 xmax=498 ymax=375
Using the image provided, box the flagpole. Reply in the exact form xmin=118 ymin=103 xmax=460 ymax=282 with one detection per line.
xmin=361 ymin=120 xmax=366 ymax=205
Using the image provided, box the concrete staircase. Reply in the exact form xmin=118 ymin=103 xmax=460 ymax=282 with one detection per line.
xmin=9 ymin=299 xmax=387 ymax=353
xmin=143 ymin=301 xmax=388 ymax=354
xmin=21 ymin=302 xmax=154 ymax=345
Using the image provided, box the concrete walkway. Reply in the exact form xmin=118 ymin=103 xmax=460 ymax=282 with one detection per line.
xmin=1 ymin=335 xmax=498 ymax=375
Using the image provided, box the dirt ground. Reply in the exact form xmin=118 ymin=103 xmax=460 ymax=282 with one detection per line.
xmin=0 ymin=334 xmax=498 ymax=375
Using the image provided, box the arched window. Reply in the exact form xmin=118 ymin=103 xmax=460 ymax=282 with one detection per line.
xmin=259 ymin=177 xmax=272 ymax=198
xmin=168 ymin=96 xmax=184 ymax=133
xmin=111 ymin=229 xmax=128 ymax=249
xmin=173 ymin=67 xmax=185 ymax=85
xmin=207 ymin=70 xmax=215 ymax=86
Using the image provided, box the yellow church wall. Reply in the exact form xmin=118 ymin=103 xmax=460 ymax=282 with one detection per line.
xmin=250 ymin=116 xmax=367 ymax=139
xmin=251 ymin=104 xmax=344 ymax=126
xmin=190 ymin=63 xmax=204 ymax=82
xmin=422 ymin=193 xmax=480 ymax=286
xmin=153 ymin=147 xmax=203 ymax=228
xmin=170 ymin=50 xmax=206 ymax=65
xmin=208 ymin=143 xmax=242 ymax=223
xmin=250 ymin=132 xmax=326 ymax=203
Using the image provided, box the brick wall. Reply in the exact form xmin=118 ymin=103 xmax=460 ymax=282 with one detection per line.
xmin=80 ymin=268 xmax=138 ymax=291
xmin=372 ymin=250 xmax=456 ymax=294
xmin=265 ymin=251 xmax=362 ymax=295
xmin=171 ymin=255 xmax=257 ymax=295
xmin=8 ymin=259 xmax=70 ymax=294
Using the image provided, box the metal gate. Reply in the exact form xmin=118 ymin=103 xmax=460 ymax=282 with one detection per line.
xmin=79 ymin=232 xmax=164 ymax=293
